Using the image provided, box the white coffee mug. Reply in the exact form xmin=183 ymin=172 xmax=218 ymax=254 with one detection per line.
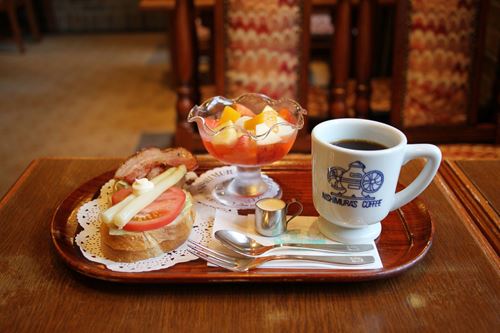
xmin=311 ymin=118 xmax=441 ymax=243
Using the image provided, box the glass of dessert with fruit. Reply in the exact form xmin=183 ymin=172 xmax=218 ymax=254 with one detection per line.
xmin=188 ymin=93 xmax=306 ymax=207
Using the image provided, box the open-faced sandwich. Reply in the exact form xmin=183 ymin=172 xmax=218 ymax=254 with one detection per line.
xmin=99 ymin=147 xmax=198 ymax=262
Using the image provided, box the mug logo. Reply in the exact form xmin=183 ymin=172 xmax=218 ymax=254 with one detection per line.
xmin=322 ymin=161 xmax=384 ymax=208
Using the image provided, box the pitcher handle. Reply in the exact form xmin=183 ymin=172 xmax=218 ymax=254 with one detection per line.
xmin=285 ymin=198 xmax=304 ymax=224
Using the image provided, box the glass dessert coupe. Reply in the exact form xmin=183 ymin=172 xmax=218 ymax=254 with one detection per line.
xmin=188 ymin=93 xmax=306 ymax=207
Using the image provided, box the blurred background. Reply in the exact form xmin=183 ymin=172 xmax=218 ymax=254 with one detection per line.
xmin=0 ymin=0 xmax=499 ymax=197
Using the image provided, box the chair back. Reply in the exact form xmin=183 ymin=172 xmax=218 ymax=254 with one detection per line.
xmin=214 ymin=0 xmax=310 ymax=107
xmin=391 ymin=0 xmax=484 ymax=128
xmin=173 ymin=0 xmax=312 ymax=152
xmin=174 ymin=0 xmax=497 ymax=150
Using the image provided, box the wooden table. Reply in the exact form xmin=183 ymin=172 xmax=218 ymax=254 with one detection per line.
xmin=439 ymin=159 xmax=500 ymax=257
xmin=0 ymin=156 xmax=498 ymax=331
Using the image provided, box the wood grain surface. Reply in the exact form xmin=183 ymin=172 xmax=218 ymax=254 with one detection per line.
xmin=1 ymin=156 xmax=499 ymax=332
xmin=456 ymin=160 xmax=500 ymax=214
xmin=439 ymin=160 xmax=500 ymax=257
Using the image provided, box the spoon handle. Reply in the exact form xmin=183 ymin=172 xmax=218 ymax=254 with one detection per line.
xmin=261 ymin=254 xmax=375 ymax=266
xmin=274 ymin=243 xmax=374 ymax=253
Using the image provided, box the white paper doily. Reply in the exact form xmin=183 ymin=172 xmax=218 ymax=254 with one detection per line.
xmin=75 ymin=178 xmax=217 ymax=272
xmin=188 ymin=166 xmax=281 ymax=209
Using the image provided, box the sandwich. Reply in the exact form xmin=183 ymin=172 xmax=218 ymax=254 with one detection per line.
xmin=99 ymin=147 xmax=198 ymax=262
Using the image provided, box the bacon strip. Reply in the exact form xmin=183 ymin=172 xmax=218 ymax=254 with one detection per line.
xmin=114 ymin=147 xmax=198 ymax=184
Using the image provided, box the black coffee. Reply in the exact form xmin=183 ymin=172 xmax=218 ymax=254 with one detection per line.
xmin=330 ymin=139 xmax=388 ymax=151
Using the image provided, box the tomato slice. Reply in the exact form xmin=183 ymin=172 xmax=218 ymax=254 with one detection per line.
xmin=111 ymin=187 xmax=186 ymax=232
xmin=111 ymin=188 xmax=132 ymax=205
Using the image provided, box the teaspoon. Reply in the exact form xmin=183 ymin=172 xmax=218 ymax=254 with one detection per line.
xmin=214 ymin=230 xmax=374 ymax=257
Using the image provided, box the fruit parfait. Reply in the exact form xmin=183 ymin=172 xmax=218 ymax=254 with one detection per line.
xmin=188 ymin=93 xmax=306 ymax=207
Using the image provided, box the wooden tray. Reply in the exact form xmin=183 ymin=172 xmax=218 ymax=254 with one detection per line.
xmin=51 ymin=165 xmax=434 ymax=283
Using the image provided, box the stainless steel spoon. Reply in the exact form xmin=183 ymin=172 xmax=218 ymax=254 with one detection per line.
xmin=214 ymin=230 xmax=374 ymax=257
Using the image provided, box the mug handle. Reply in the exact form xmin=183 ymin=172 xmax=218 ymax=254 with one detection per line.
xmin=285 ymin=198 xmax=304 ymax=224
xmin=391 ymin=144 xmax=442 ymax=211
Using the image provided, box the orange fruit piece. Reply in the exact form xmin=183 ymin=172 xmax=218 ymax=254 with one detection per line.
xmin=244 ymin=107 xmax=278 ymax=131
xmin=219 ymin=106 xmax=241 ymax=124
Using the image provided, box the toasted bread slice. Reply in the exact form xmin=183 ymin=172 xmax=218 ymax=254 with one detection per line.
xmin=100 ymin=194 xmax=194 ymax=263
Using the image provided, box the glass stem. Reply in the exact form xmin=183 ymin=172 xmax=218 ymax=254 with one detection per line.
xmin=227 ymin=166 xmax=268 ymax=197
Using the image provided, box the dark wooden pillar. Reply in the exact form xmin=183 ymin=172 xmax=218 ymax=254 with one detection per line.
xmin=5 ymin=0 xmax=24 ymax=53
xmin=354 ymin=0 xmax=373 ymax=119
xmin=330 ymin=0 xmax=351 ymax=118
xmin=469 ymin=0 xmax=489 ymax=126
xmin=174 ymin=0 xmax=200 ymax=147
xmin=299 ymin=0 xmax=311 ymax=138
xmin=390 ymin=0 xmax=409 ymax=128
xmin=214 ymin=0 xmax=224 ymax=95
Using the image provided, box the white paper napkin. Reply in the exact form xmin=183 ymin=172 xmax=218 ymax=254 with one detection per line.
xmin=211 ymin=210 xmax=383 ymax=269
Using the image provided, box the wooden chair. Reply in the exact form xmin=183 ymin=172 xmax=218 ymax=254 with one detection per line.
xmin=173 ymin=0 xmax=313 ymax=152
xmin=173 ymin=0 xmax=498 ymax=153
xmin=387 ymin=0 xmax=498 ymax=143
xmin=172 ymin=0 xmax=388 ymax=152
xmin=0 ymin=0 xmax=41 ymax=53
xmin=324 ymin=0 xmax=497 ymax=144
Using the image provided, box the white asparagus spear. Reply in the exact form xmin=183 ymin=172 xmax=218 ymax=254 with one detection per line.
xmin=100 ymin=167 xmax=177 ymax=225
xmin=150 ymin=166 xmax=177 ymax=185
xmin=113 ymin=165 xmax=187 ymax=228
xmin=101 ymin=195 xmax=134 ymax=225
